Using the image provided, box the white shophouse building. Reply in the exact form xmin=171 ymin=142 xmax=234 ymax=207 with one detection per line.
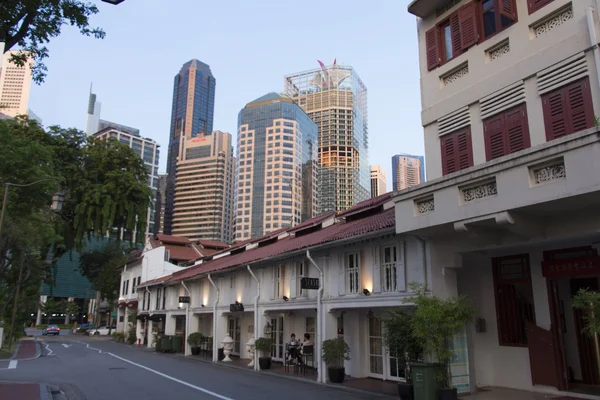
xmin=395 ymin=0 xmax=600 ymax=396
xmin=134 ymin=194 xmax=432 ymax=384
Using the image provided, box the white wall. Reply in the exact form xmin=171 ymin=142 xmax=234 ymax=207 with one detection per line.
xmin=559 ymin=279 xmax=582 ymax=381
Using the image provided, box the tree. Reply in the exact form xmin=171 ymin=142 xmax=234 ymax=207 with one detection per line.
xmin=79 ymin=241 xmax=127 ymax=308
xmin=63 ymin=300 xmax=80 ymax=318
xmin=39 ymin=297 xmax=62 ymax=324
xmin=0 ymin=0 xmax=105 ymax=84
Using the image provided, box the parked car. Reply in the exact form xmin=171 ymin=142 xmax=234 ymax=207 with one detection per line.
xmin=42 ymin=325 xmax=60 ymax=336
xmin=87 ymin=326 xmax=115 ymax=336
xmin=73 ymin=323 xmax=90 ymax=334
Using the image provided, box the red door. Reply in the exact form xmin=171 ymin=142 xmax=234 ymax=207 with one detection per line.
xmin=527 ymin=322 xmax=562 ymax=388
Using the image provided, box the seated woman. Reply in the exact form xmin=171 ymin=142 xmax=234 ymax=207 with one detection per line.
xmin=297 ymin=333 xmax=313 ymax=364
xmin=287 ymin=333 xmax=299 ymax=363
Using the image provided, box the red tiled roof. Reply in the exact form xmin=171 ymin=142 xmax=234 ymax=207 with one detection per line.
xmin=171 ymin=207 xmax=395 ymax=283
xmin=287 ymin=212 xmax=336 ymax=233
xmin=337 ymin=192 xmax=393 ymax=217
xmin=165 ymin=244 xmax=201 ymax=261
xmin=138 ymin=275 xmax=172 ymax=287
xmin=197 ymin=239 xmax=230 ymax=249
xmin=155 ymin=234 xmax=191 ymax=245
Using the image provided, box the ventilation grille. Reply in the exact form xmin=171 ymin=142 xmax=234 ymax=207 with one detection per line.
xmin=480 ymin=81 xmax=525 ymax=120
xmin=438 ymin=106 xmax=470 ymax=137
xmin=537 ymin=52 xmax=588 ymax=95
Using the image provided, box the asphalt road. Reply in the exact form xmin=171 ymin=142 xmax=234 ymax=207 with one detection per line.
xmin=0 ymin=336 xmax=393 ymax=400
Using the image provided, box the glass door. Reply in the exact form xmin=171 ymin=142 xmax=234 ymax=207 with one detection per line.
xmin=369 ymin=316 xmax=384 ymax=377
xmin=228 ymin=317 xmax=241 ymax=355
xmin=388 ymin=348 xmax=407 ymax=381
xmin=270 ymin=316 xmax=284 ymax=361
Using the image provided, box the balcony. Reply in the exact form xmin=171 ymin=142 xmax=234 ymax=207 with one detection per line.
xmin=393 ymin=126 xmax=600 ymax=239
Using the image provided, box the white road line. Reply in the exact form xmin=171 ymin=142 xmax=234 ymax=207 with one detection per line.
xmin=44 ymin=344 xmax=54 ymax=356
xmin=107 ymin=353 xmax=234 ymax=400
xmin=8 ymin=360 xmax=17 ymax=369
xmin=75 ymin=341 xmax=102 ymax=353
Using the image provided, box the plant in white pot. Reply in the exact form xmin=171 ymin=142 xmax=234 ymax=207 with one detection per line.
xmin=404 ymin=282 xmax=474 ymax=400
xmin=322 ymin=337 xmax=350 ymax=383
xmin=187 ymin=332 xmax=203 ymax=356
xmin=254 ymin=337 xmax=273 ymax=370
xmin=383 ymin=308 xmax=423 ymax=400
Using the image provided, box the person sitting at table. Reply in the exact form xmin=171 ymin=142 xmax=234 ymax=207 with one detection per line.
xmin=287 ymin=333 xmax=299 ymax=363
xmin=297 ymin=333 xmax=313 ymax=364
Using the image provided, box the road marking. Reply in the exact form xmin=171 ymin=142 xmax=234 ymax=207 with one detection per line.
xmin=75 ymin=341 xmax=102 ymax=354
xmin=107 ymin=353 xmax=234 ymax=400
xmin=8 ymin=360 xmax=17 ymax=369
xmin=61 ymin=344 xmax=71 ymax=348
xmin=44 ymin=344 xmax=54 ymax=356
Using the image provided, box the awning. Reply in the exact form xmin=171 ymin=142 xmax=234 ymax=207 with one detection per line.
xmin=126 ymin=300 xmax=138 ymax=309
xmin=148 ymin=313 xmax=166 ymax=322
xmin=117 ymin=301 xmax=127 ymax=309
xmin=137 ymin=312 xmax=149 ymax=320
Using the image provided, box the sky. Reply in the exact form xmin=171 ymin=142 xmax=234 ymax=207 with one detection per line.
xmin=29 ymin=0 xmax=423 ymax=190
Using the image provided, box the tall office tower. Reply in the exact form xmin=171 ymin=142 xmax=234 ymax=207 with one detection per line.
xmin=154 ymin=174 xmax=168 ymax=235
xmin=236 ymin=93 xmax=318 ymax=240
xmin=164 ymin=60 xmax=216 ymax=235
xmin=85 ymin=90 xmax=141 ymax=137
xmin=392 ymin=154 xmax=425 ymax=191
xmin=93 ymin=128 xmax=160 ymax=236
xmin=370 ymin=165 xmax=387 ymax=198
xmin=172 ymin=131 xmax=234 ymax=243
xmin=284 ymin=60 xmax=369 ymax=213
xmin=0 ymin=51 xmax=32 ymax=118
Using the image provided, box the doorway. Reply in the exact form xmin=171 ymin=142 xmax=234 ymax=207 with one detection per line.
xmin=228 ymin=317 xmax=241 ymax=355
xmin=368 ymin=315 xmax=406 ymax=381
xmin=270 ymin=316 xmax=284 ymax=361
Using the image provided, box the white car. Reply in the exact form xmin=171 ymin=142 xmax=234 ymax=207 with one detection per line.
xmin=87 ymin=326 xmax=114 ymax=336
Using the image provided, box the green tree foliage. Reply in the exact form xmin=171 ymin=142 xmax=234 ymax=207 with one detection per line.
xmin=404 ymin=282 xmax=474 ymax=389
xmin=572 ymin=288 xmax=600 ymax=337
xmin=79 ymin=242 xmax=127 ymax=307
xmin=0 ymin=116 xmax=151 ymax=326
xmin=0 ymin=0 xmax=105 ymax=84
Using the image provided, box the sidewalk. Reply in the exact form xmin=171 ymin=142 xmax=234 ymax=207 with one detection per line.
xmin=0 ymin=382 xmax=48 ymax=400
xmin=12 ymin=338 xmax=39 ymax=360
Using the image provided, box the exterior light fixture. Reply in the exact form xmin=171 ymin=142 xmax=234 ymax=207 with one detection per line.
xmin=51 ymin=192 xmax=64 ymax=212
xmin=201 ymin=304 xmax=205 ymax=308
xmin=101 ymin=0 xmax=125 ymax=4
xmin=282 ymin=296 xmax=289 ymax=302
xmin=363 ymin=289 xmax=371 ymax=296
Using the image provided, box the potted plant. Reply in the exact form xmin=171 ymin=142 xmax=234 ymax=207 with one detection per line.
xmin=187 ymin=332 xmax=203 ymax=356
xmin=254 ymin=337 xmax=273 ymax=370
xmin=573 ymin=288 xmax=600 ymax=373
xmin=383 ymin=308 xmax=423 ymax=400
xmin=404 ymin=282 xmax=474 ymax=400
xmin=322 ymin=337 xmax=350 ymax=383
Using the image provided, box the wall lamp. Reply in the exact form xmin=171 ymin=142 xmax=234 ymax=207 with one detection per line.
xmin=282 ymin=296 xmax=289 ymax=302
xmin=101 ymin=0 xmax=125 ymax=4
xmin=363 ymin=289 xmax=371 ymax=296
xmin=201 ymin=304 xmax=205 ymax=308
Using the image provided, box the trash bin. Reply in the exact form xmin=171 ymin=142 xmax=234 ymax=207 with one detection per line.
xmin=172 ymin=335 xmax=183 ymax=353
xmin=155 ymin=335 xmax=162 ymax=352
xmin=161 ymin=335 xmax=173 ymax=353
xmin=411 ymin=363 xmax=442 ymax=400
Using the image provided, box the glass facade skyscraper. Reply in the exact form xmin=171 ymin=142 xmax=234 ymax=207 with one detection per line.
xmin=164 ymin=59 xmax=216 ymax=235
xmin=236 ymin=93 xmax=318 ymax=240
xmin=284 ymin=62 xmax=369 ymax=213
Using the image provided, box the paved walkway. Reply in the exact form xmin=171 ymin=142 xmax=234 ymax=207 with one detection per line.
xmin=13 ymin=338 xmax=38 ymax=360
xmin=0 ymin=382 xmax=45 ymax=400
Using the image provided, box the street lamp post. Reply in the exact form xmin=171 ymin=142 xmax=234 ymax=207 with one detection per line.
xmin=1 ymin=179 xmax=63 ymax=349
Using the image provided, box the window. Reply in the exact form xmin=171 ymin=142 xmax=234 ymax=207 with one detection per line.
xmin=483 ymin=104 xmax=531 ymax=161
xmin=542 ymin=77 xmax=594 ymax=142
xmin=306 ymin=317 xmax=315 ymax=334
xmin=230 ymin=276 xmax=236 ymax=289
xmin=297 ymin=261 xmax=305 ymax=297
xmin=440 ymin=127 xmax=474 ymax=176
xmin=274 ymin=265 xmax=284 ymax=298
xmin=156 ymin=288 xmax=162 ymax=309
xmin=142 ymin=291 xmax=147 ymax=310
xmin=345 ymin=253 xmax=360 ymax=294
xmin=480 ymin=0 xmax=516 ymax=40
xmin=492 ymin=254 xmax=535 ymax=346
xmin=527 ymin=0 xmax=554 ymax=14
xmin=381 ymin=245 xmax=398 ymax=292
xmin=162 ymin=288 xmax=167 ymax=310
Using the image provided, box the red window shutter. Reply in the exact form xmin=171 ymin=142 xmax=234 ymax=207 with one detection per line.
xmin=528 ymin=0 xmax=555 ymax=14
xmin=500 ymin=0 xmax=517 ymax=19
xmin=441 ymin=128 xmax=473 ymax=176
xmin=450 ymin=13 xmax=462 ymax=57
xmin=458 ymin=3 xmax=478 ymax=49
xmin=565 ymin=77 xmax=594 ymax=134
xmin=484 ymin=114 xmax=506 ymax=161
xmin=426 ymin=27 xmax=440 ymax=71
xmin=504 ymin=104 xmax=531 ymax=154
xmin=542 ymin=89 xmax=568 ymax=141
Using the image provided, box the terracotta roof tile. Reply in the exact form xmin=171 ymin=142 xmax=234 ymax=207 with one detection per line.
xmin=337 ymin=192 xmax=392 ymax=217
xmin=197 ymin=239 xmax=230 ymax=249
xmin=155 ymin=234 xmax=191 ymax=245
xmin=165 ymin=244 xmax=201 ymax=261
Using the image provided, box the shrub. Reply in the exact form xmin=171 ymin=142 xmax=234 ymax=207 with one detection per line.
xmin=254 ymin=337 xmax=272 ymax=356
xmin=322 ymin=337 xmax=350 ymax=368
xmin=187 ymin=332 xmax=203 ymax=347
xmin=127 ymin=325 xmax=137 ymax=345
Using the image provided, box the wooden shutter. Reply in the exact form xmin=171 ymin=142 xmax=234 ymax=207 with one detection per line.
xmin=528 ymin=0 xmax=554 ymax=14
xmin=372 ymin=247 xmax=381 ymax=294
xmin=458 ymin=2 xmax=478 ymax=49
xmin=450 ymin=14 xmax=462 ymax=56
xmin=269 ymin=267 xmax=275 ymax=300
xmin=500 ymin=0 xmax=517 ymax=20
xmin=543 ymin=77 xmax=594 ymax=141
xmin=290 ymin=263 xmax=297 ymax=299
xmin=504 ymin=104 xmax=531 ymax=154
xmin=338 ymin=254 xmax=345 ymax=296
xmin=484 ymin=113 xmax=507 ymax=160
xmin=441 ymin=128 xmax=473 ymax=175
xmin=426 ymin=27 xmax=440 ymax=71
xmin=565 ymin=78 xmax=594 ymax=134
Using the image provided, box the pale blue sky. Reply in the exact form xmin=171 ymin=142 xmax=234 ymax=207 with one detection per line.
xmin=29 ymin=0 xmax=423 ymax=189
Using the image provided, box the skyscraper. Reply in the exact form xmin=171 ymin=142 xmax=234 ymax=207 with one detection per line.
xmin=164 ymin=60 xmax=216 ymax=235
xmin=93 ymin=127 xmax=160 ymax=236
xmin=284 ymin=60 xmax=369 ymax=213
xmin=236 ymin=93 xmax=318 ymax=240
xmin=172 ymin=131 xmax=234 ymax=243
xmin=0 ymin=51 xmax=32 ymax=118
xmin=391 ymin=154 xmax=424 ymax=191
xmin=154 ymin=174 xmax=167 ymax=235
xmin=370 ymin=165 xmax=387 ymax=198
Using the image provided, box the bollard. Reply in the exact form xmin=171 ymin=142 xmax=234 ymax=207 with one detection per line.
xmin=138 ymin=338 xmax=141 ymax=348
